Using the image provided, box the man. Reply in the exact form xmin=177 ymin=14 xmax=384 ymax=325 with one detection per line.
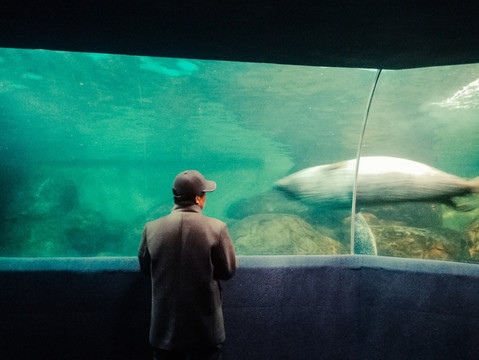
xmin=139 ymin=170 xmax=237 ymax=360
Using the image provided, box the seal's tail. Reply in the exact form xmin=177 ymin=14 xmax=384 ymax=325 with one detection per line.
xmin=453 ymin=177 xmax=479 ymax=211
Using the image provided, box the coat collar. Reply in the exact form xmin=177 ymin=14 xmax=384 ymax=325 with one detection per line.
xmin=172 ymin=204 xmax=203 ymax=214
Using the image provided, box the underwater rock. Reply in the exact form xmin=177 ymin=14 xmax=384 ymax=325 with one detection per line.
xmin=0 ymin=165 xmax=26 ymax=222
xmin=63 ymin=209 xmax=127 ymax=256
xmin=1 ymin=217 xmax=68 ymax=257
xmin=64 ymin=210 xmax=107 ymax=255
xmin=124 ymin=203 xmax=175 ymax=255
xmin=32 ymin=176 xmax=78 ymax=215
xmin=357 ymin=213 xmax=470 ymax=261
xmin=343 ymin=213 xmax=377 ymax=255
xmin=442 ymin=202 xmax=479 ymax=231
xmin=5 ymin=175 xmax=78 ymax=220
xmin=1 ymin=175 xmax=84 ymax=256
xmin=227 ymin=190 xmax=308 ymax=219
xmin=466 ymin=218 xmax=479 ymax=261
xmin=227 ymin=189 xmax=350 ymax=229
xmin=229 ymin=213 xmax=346 ymax=255
xmin=359 ymin=202 xmax=442 ymax=228
xmin=10 ymin=175 xmax=78 ymax=218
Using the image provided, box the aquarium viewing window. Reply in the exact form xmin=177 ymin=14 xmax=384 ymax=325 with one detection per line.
xmin=0 ymin=47 xmax=478 ymax=262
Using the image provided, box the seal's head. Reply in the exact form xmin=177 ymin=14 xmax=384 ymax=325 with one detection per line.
xmin=173 ymin=170 xmax=216 ymax=206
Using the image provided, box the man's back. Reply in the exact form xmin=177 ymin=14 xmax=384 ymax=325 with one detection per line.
xmin=139 ymin=204 xmax=237 ymax=350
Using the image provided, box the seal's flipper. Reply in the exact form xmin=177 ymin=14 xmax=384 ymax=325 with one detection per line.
xmin=450 ymin=195 xmax=479 ymax=212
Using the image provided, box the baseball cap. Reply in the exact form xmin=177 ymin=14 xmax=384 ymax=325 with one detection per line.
xmin=172 ymin=170 xmax=217 ymax=198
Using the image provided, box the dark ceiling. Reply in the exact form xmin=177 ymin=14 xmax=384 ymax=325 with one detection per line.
xmin=2 ymin=0 xmax=479 ymax=69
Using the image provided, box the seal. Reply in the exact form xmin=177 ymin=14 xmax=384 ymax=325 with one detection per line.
xmin=275 ymin=156 xmax=479 ymax=210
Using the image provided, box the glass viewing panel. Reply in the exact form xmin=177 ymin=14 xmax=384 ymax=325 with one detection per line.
xmin=0 ymin=48 xmax=477 ymax=263
xmin=356 ymin=66 xmax=479 ymax=263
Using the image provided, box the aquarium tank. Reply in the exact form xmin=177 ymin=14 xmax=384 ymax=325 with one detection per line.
xmin=0 ymin=47 xmax=478 ymax=262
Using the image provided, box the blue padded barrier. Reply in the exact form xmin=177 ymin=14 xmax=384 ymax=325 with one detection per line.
xmin=1 ymin=256 xmax=478 ymax=360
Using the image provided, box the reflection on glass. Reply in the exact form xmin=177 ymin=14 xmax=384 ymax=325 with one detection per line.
xmin=358 ymin=67 xmax=479 ymax=263
xmin=0 ymin=48 xmax=477 ymax=262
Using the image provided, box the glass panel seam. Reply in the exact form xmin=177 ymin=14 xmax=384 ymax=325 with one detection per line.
xmin=350 ymin=69 xmax=382 ymax=254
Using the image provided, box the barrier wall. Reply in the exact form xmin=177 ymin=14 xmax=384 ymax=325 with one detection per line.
xmin=1 ymin=256 xmax=478 ymax=360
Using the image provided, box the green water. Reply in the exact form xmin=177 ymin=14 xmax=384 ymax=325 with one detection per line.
xmin=1 ymin=48 xmax=478 ymax=260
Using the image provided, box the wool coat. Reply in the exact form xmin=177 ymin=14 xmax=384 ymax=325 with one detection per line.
xmin=139 ymin=204 xmax=237 ymax=350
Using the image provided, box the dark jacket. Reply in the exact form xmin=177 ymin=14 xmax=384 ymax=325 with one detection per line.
xmin=139 ymin=204 xmax=237 ymax=350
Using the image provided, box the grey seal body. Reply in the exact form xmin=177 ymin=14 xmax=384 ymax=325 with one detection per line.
xmin=275 ymin=156 xmax=479 ymax=209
